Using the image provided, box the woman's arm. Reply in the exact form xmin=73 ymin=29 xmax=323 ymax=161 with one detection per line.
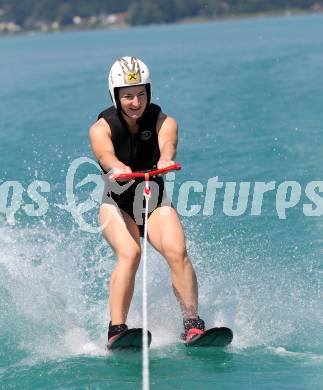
xmin=89 ymin=118 xmax=131 ymax=174
xmin=156 ymin=112 xmax=178 ymax=169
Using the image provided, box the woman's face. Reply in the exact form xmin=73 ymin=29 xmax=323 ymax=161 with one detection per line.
xmin=118 ymin=85 xmax=148 ymax=119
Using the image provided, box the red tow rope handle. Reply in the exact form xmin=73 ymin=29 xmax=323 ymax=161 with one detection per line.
xmin=110 ymin=162 xmax=182 ymax=181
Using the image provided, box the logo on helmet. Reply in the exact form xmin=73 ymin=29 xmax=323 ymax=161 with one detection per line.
xmin=127 ymin=71 xmax=140 ymax=84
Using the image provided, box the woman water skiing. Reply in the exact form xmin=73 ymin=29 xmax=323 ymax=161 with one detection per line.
xmin=89 ymin=56 xmax=205 ymax=344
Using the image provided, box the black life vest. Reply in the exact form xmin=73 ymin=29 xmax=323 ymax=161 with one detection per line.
xmin=97 ymin=103 xmax=161 ymax=172
xmin=97 ymin=104 xmax=164 ymax=208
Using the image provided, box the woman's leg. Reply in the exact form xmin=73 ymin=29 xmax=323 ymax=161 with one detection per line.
xmin=100 ymin=203 xmax=141 ymax=325
xmin=147 ymin=205 xmax=199 ymax=319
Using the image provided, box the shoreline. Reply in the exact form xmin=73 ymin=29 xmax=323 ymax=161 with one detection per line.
xmin=0 ymin=8 xmax=321 ymax=37
xmin=177 ymin=8 xmax=315 ymax=24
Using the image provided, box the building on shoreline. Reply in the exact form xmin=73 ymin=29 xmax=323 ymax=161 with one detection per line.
xmin=0 ymin=11 xmax=128 ymax=35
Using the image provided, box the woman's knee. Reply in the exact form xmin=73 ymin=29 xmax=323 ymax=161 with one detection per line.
xmin=163 ymin=244 xmax=188 ymax=267
xmin=116 ymin=244 xmax=141 ymax=271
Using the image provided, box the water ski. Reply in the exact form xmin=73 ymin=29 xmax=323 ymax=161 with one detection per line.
xmin=107 ymin=328 xmax=152 ymax=350
xmin=185 ymin=327 xmax=233 ymax=347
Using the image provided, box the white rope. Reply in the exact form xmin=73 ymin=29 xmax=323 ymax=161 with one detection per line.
xmin=142 ymin=188 xmax=150 ymax=390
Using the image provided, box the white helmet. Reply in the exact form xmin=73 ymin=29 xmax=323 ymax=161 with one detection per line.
xmin=108 ymin=56 xmax=151 ymax=108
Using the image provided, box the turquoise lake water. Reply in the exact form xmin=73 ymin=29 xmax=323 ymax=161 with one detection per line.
xmin=1 ymin=13 xmax=323 ymax=389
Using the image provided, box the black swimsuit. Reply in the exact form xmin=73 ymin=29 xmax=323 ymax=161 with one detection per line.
xmin=98 ymin=104 xmax=166 ymax=236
